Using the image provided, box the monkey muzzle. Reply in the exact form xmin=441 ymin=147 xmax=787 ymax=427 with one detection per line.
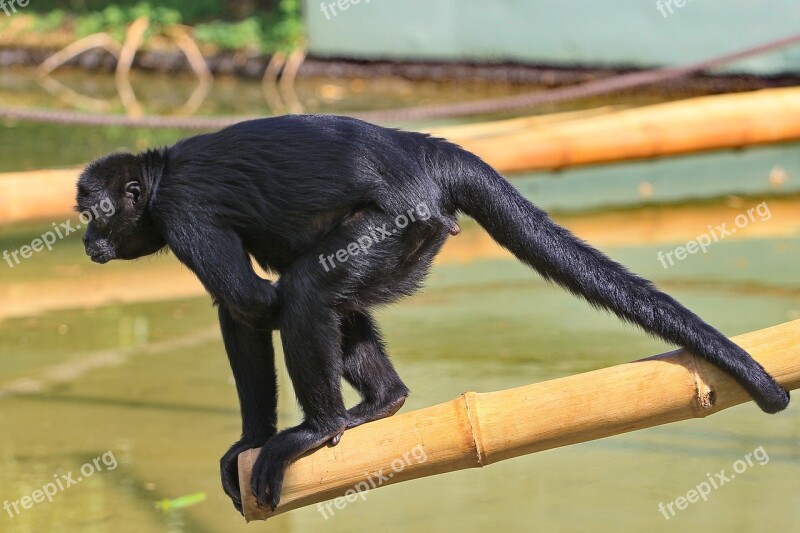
xmin=83 ymin=235 xmax=114 ymax=264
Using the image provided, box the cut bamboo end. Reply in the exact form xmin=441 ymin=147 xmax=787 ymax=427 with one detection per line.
xmin=239 ymin=319 xmax=800 ymax=521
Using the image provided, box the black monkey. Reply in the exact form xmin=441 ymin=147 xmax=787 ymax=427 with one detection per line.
xmin=76 ymin=115 xmax=789 ymax=513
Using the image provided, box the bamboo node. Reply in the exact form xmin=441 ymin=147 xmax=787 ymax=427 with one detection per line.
xmin=461 ymin=391 xmax=488 ymax=467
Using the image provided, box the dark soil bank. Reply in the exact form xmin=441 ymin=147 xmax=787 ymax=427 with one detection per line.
xmin=2 ymin=45 xmax=799 ymax=90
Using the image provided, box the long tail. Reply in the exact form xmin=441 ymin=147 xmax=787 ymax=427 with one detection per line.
xmin=448 ymin=150 xmax=789 ymax=413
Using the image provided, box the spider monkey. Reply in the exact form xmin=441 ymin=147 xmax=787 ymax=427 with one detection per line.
xmin=76 ymin=114 xmax=789 ymax=513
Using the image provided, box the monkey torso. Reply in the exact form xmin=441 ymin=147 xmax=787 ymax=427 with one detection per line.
xmin=156 ymin=115 xmax=458 ymax=273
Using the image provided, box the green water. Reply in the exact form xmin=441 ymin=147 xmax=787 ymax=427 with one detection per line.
xmin=1 ymin=68 xmax=800 ymax=532
xmin=1 ymin=220 xmax=799 ymax=532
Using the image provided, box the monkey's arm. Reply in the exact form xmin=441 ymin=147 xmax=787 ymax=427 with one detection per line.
xmin=218 ymin=307 xmax=278 ymax=513
xmin=160 ymin=215 xmax=280 ymax=512
xmin=161 ymin=217 xmax=280 ymax=329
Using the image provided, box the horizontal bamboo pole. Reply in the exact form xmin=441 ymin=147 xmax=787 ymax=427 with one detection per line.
xmin=0 ymin=168 xmax=79 ymax=225
xmin=5 ymin=87 xmax=800 ymax=224
xmin=439 ymin=86 xmax=800 ymax=173
xmin=239 ymin=319 xmax=800 ymax=521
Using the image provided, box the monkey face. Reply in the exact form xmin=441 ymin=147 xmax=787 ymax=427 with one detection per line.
xmin=76 ymin=153 xmax=166 ymax=264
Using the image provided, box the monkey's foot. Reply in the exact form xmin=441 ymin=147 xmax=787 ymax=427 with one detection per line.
xmin=326 ymin=395 xmax=407 ymax=446
xmin=345 ymin=394 xmax=407 ymax=431
xmin=251 ymin=421 xmax=346 ymax=511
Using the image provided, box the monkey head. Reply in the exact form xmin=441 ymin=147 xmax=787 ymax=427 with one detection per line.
xmin=76 ymin=152 xmax=167 ymax=264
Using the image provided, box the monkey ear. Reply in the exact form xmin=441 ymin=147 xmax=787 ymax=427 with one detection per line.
xmin=125 ymin=181 xmax=142 ymax=204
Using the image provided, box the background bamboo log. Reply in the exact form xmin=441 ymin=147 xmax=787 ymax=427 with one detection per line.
xmin=0 ymin=168 xmax=78 ymax=225
xmin=239 ymin=319 xmax=800 ymax=521
xmin=437 ymin=86 xmax=800 ymax=173
xmin=5 ymin=87 xmax=800 ymax=224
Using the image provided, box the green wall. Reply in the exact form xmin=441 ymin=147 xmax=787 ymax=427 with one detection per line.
xmin=304 ymin=0 xmax=800 ymax=74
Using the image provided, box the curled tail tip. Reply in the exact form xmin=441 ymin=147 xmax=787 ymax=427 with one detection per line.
xmin=755 ymin=386 xmax=790 ymax=414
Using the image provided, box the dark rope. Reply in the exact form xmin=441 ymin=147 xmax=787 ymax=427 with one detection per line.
xmin=2 ymin=33 xmax=800 ymax=129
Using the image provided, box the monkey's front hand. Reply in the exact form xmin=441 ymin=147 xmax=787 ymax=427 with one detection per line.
xmin=228 ymin=280 xmax=282 ymax=331
xmin=263 ymin=280 xmax=281 ymax=330
xmin=220 ymin=436 xmax=273 ymax=514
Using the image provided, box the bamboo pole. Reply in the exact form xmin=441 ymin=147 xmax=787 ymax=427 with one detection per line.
xmin=239 ymin=319 xmax=800 ymax=521
xmin=0 ymin=168 xmax=78 ymax=224
xmin=437 ymin=86 xmax=800 ymax=173
xmin=5 ymin=87 xmax=800 ymax=224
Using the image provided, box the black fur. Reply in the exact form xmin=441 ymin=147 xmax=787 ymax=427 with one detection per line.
xmin=76 ymin=114 xmax=789 ymax=513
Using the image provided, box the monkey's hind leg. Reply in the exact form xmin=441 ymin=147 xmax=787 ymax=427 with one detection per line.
xmin=250 ymin=274 xmax=349 ymax=510
xmin=341 ymin=310 xmax=409 ymax=432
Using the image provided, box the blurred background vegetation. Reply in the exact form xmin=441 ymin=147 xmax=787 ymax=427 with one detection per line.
xmin=0 ymin=0 xmax=303 ymax=52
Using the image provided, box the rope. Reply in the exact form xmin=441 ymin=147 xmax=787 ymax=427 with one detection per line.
xmin=1 ymin=33 xmax=799 ymax=130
